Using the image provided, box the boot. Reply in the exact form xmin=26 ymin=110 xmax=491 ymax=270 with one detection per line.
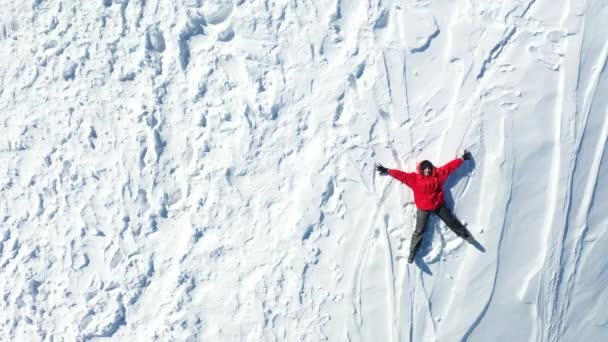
xmin=407 ymin=253 xmax=415 ymax=264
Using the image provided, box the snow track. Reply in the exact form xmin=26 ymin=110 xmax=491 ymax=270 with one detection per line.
xmin=0 ymin=0 xmax=607 ymax=341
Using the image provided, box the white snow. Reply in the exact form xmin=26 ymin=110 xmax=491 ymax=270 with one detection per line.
xmin=1 ymin=0 xmax=607 ymax=341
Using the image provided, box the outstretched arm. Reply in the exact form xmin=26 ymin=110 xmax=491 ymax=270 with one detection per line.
xmin=437 ymin=151 xmax=472 ymax=182
xmin=375 ymin=162 xmax=416 ymax=187
xmin=437 ymin=158 xmax=464 ymax=182
xmin=388 ymin=169 xmax=416 ymax=188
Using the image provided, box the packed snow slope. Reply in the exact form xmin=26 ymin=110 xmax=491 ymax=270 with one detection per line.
xmin=1 ymin=0 xmax=607 ymax=341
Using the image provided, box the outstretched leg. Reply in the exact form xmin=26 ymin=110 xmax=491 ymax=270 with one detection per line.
xmin=408 ymin=209 xmax=430 ymax=263
xmin=435 ymin=206 xmax=474 ymax=242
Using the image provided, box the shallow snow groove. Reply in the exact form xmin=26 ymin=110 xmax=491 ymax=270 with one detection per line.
xmin=0 ymin=0 xmax=607 ymax=341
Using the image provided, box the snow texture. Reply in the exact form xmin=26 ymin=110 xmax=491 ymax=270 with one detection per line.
xmin=0 ymin=0 xmax=607 ymax=341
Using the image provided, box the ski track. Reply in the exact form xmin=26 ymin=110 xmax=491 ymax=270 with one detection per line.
xmin=381 ymin=214 xmax=398 ymax=342
xmin=533 ymin=0 xmax=580 ymax=337
xmin=407 ymin=266 xmax=414 ymax=342
xmin=350 ymin=177 xmax=392 ymax=337
xmin=419 ymin=271 xmax=438 ymax=340
xmin=552 ymin=33 xmax=608 ymax=340
xmin=537 ymin=0 xmax=586 ymax=336
xmin=539 ymin=3 xmax=608 ymax=340
xmin=378 ymin=82 xmax=406 ymax=342
xmin=374 ymin=38 xmax=424 ymax=342
xmin=461 ymin=108 xmax=514 ymax=341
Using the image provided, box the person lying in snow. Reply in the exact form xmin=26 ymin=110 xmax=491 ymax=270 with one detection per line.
xmin=376 ymin=151 xmax=476 ymax=264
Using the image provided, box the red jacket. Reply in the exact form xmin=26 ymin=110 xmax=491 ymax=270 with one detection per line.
xmin=388 ymin=158 xmax=464 ymax=211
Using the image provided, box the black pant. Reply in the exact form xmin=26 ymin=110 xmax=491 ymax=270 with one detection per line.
xmin=409 ymin=206 xmax=470 ymax=258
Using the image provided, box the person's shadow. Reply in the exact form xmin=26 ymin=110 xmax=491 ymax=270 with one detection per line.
xmin=441 ymin=156 xmax=486 ymax=253
xmin=469 ymin=239 xmax=486 ymax=252
xmin=415 ymin=256 xmax=433 ymax=275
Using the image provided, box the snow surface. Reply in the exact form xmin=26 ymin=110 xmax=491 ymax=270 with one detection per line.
xmin=0 ymin=0 xmax=607 ymax=341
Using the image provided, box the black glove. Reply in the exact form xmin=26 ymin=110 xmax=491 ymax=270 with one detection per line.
xmin=462 ymin=151 xmax=472 ymax=160
xmin=376 ymin=163 xmax=389 ymax=175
